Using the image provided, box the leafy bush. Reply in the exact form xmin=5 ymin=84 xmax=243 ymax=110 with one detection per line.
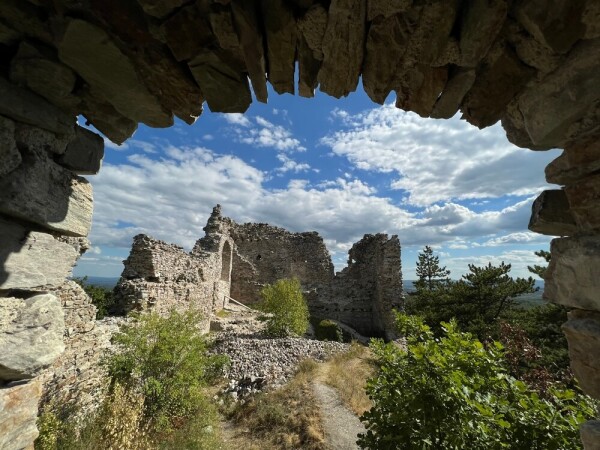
xmin=73 ymin=276 xmax=115 ymax=319
xmin=315 ymin=319 xmax=343 ymax=342
xmin=106 ymin=308 xmax=229 ymax=431
xmin=358 ymin=313 xmax=596 ymax=450
xmin=258 ymin=278 xmax=309 ymax=337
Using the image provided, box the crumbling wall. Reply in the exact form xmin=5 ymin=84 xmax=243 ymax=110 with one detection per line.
xmin=38 ymin=281 xmax=122 ymax=420
xmin=228 ymin=223 xmax=335 ymax=305
xmin=114 ymin=206 xmax=236 ymax=325
xmin=314 ymin=234 xmax=403 ymax=339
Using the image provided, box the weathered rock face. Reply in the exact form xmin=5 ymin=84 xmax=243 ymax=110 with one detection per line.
xmin=0 ymin=294 xmax=65 ymax=382
xmin=0 ymin=379 xmax=42 ymax=450
xmin=314 ymin=234 xmax=403 ymax=339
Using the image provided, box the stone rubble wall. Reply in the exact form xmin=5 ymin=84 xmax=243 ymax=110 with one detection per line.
xmin=313 ymin=234 xmax=403 ymax=339
xmin=0 ymin=86 xmax=104 ymax=449
xmin=39 ymin=281 xmax=123 ymax=421
xmin=228 ymin=222 xmax=335 ymax=305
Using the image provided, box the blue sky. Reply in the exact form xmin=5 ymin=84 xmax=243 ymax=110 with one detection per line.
xmin=74 ymin=83 xmax=560 ymax=280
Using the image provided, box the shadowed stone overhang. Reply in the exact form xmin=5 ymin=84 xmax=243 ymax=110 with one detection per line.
xmin=0 ymin=0 xmax=597 ymax=149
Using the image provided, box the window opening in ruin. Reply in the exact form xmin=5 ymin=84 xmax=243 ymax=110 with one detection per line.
xmin=256 ymin=254 xmax=262 ymax=260
xmin=221 ymin=241 xmax=232 ymax=282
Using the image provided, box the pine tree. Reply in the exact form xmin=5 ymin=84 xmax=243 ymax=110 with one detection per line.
xmin=414 ymin=245 xmax=451 ymax=291
xmin=527 ymin=250 xmax=551 ymax=279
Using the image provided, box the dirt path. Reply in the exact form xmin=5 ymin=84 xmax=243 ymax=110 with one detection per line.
xmin=312 ymin=382 xmax=366 ymax=450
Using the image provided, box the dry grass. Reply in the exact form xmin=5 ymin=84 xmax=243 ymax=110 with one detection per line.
xmin=222 ymin=359 xmax=327 ymax=450
xmin=319 ymin=342 xmax=375 ymax=416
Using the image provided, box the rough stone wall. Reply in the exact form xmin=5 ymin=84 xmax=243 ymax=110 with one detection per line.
xmin=38 ymin=281 xmax=123 ymax=420
xmin=0 ymin=89 xmax=103 ymax=448
xmin=313 ymin=234 xmax=403 ymax=339
xmin=228 ymin=223 xmax=335 ymax=305
xmin=530 ymin=136 xmax=600 ymax=444
xmin=114 ymin=206 xmax=236 ymax=326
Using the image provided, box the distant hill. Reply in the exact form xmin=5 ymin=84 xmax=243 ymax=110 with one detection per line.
xmin=403 ymin=280 xmax=545 ymax=308
xmin=77 ymin=276 xmax=120 ymax=289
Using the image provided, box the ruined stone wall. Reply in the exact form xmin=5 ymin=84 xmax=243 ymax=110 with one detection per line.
xmin=228 ymin=223 xmax=334 ymax=305
xmin=38 ymin=281 xmax=123 ymax=420
xmin=314 ymin=234 xmax=403 ymax=339
xmin=0 ymin=91 xmax=103 ymax=448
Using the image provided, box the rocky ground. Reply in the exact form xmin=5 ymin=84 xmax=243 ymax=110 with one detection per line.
xmin=209 ymin=305 xmax=349 ymax=399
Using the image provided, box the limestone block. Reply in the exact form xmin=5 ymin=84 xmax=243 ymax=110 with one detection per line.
xmin=137 ymin=0 xmax=186 ymax=18
xmin=232 ymin=0 xmax=268 ymax=103
xmin=461 ymin=46 xmax=535 ymax=128
xmin=528 ymin=189 xmax=577 ymax=236
xmin=366 ymin=0 xmax=410 ymax=21
xmin=546 ymin=138 xmax=600 ymax=185
xmin=583 ymin=1 xmax=600 ymax=39
xmin=0 ymin=219 xmax=81 ymax=290
xmin=0 ymin=0 xmax=53 ymax=45
xmin=0 ymin=21 xmax=19 ymax=45
xmin=318 ymin=0 xmax=366 ymax=98
xmin=565 ymin=173 xmax=600 ymax=233
xmin=189 ymin=50 xmax=251 ymax=113
xmin=162 ymin=2 xmax=215 ymax=61
xmin=10 ymin=41 xmax=78 ymax=111
xmin=0 ymin=379 xmax=42 ymax=450
xmin=0 ymin=146 xmax=93 ymax=237
xmin=562 ymin=310 xmax=600 ymax=399
xmin=58 ymin=126 xmax=105 ymax=175
xmin=14 ymin=121 xmax=73 ymax=156
xmin=362 ymin=13 xmax=410 ymax=105
xmin=459 ymin=0 xmax=507 ymax=68
xmin=581 ymin=421 xmax=600 ymax=450
xmin=431 ymin=68 xmax=476 ymax=119
xmin=0 ymin=76 xmax=74 ymax=136
xmin=0 ymin=295 xmax=65 ymax=382
xmin=0 ymin=115 xmax=21 ymax=176
xmin=58 ymin=19 xmax=173 ymax=128
xmin=79 ymin=88 xmax=138 ymax=145
xmin=513 ymin=0 xmax=585 ymax=54
xmin=517 ymin=38 xmax=600 ymax=147
xmin=544 ymin=236 xmax=600 ymax=311
xmin=297 ymin=4 xmax=327 ymax=98
xmin=262 ymin=0 xmax=296 ymax=95
xmin=397 ymin=65 xmax=448 ymax=118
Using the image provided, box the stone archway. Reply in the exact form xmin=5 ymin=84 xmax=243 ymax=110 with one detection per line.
xmin=0 ymin=1 xmax=599 ymax=448
xmin=220 ymin=240 xmax=233 ymax=283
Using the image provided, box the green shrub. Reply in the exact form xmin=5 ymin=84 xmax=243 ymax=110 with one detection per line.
xmin=315 ymin=319 xmax=343 ymax=342
xmin=105 ymin=308 xmax=229 ymax=431
xmin=258 ymin=278 xmax=309 ymax=337
xmin=358 ymin=313 xmax=596 ymax=450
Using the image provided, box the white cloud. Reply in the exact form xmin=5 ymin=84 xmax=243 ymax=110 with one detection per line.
xmin=276 ymin=154 xmax=311 ymax=173
xmin=482 ymin=231 xmax=549 ymax=247
xmin=444 ymin=250 xmax=548 ymax=279
xmin=103 ymin=137 xmax=129 ymax=151
xmin=322 ymin=104 xmax=560 ymax=206
xmin=226 ymin=115 xmax=306 ymax=153
xmin=221 ymin=113 xmax=251 ymax=127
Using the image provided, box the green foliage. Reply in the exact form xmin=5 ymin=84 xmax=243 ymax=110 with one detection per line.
xmin=528 ymin=250 xmax=551 ymax=279
xmin=73 ymin=276 xmax=115 ymax=319
xmin=105 ymin=308 xmax=229 ymax=430
xmin=358 ymin=313 xmax=596 ymax=450
xmin=315 ymin=319 xmax=343 ymax=342
xmin=408 ymin=259 xmax=535 ymax=340
xmin=258 ymin=278 xmax=309 ymax=337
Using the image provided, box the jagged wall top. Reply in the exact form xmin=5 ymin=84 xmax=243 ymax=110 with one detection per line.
xmin=0 ymin=0 xmax=598 ymax=150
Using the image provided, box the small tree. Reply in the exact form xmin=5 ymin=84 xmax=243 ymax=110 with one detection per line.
xmin=414 ymin=245 xmax=451 ymax=291
xmin=527 ymin=249 xmax=551 ymax=279
xmin=73 ymin=276 xmax=115 ymax=319
xmin=106 ymin=308 xmax=228 ymax=430
xmin=258 ymin=278 xmax=309 ymax=337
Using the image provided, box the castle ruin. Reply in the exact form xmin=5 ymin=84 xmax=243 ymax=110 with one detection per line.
xmin=114 ymin=205 xmax=403 ymax=338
